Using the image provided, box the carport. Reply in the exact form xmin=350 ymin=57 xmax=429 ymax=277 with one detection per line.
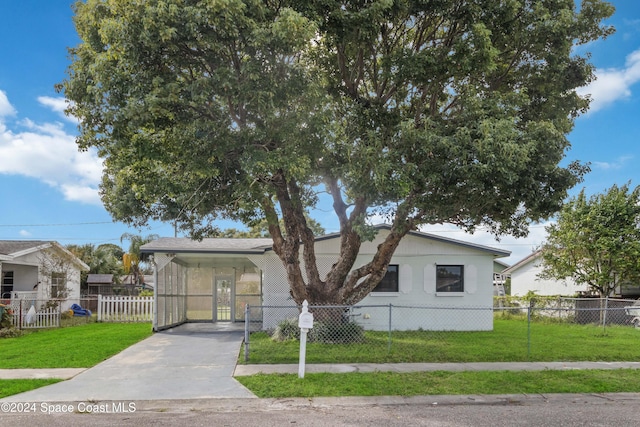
xmin=141 ymin=238 xmax=272 ymax=331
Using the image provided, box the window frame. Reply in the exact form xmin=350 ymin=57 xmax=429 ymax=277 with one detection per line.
xmin=1 ymin=271 xmax=14 ymax=299
xmin=436 ymin=265 xmax=464 ymax=294
xmin=51 ymin=272 xmax=67 ymax=298
xmin=371 ymin=264 xmax=399 ymax=294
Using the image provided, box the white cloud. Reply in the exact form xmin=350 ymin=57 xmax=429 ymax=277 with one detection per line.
xmin=19 ymin=230 xmax=32 ymax=237
xmin=577 ymin=48 xmax=640 ymax=113
xmin=0 ymin=90 xmax=16 ymax=117
xmin=0 ymin=93 xmax=103 ymax=206
xmin=592 ymin=155 xmax=633 ymax=171
xmin=37 ymin=96 xmax=78 ymax=124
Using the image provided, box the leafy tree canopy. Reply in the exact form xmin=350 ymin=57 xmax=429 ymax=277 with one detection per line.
xmin=541 ymin=183 xmax=640 ymax=297
xmin=67 ymin=243 xmax=125 ymax=288
xmin=60 ymin=0 xmax=614 ymax=304
xmin=214 ymin=216 xmax=325 ymax=238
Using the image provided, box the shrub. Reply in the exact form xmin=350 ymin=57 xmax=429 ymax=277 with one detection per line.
xmin=0 ymin=327 xmax=23 ymax=338
xmin=309 ymin=321 xmax=365 ymax=344
xmin=271 ymin=318 xmax=300 ymax=342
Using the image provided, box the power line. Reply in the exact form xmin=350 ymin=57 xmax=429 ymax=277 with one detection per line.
xmin=0 ymin=221 xmax=114 ymax=227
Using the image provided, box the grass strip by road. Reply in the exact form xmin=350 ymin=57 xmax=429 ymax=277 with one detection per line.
xmin=237 ymin=369 xmax=640 ymax=398
xmin=0 ymin=323 xmax=153 ymax=369
xmin=0 ymin=379 xmax=62 ymax=399
xmin=241 ymin=318 xmax=640 ymax=364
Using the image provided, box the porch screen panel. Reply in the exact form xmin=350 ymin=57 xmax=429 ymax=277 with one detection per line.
xmin=155 ymin=261 xmax=186 ymax=330
xmin=187 ymin=267 xmax=213 ymax=320
xmin=235 ymin=267 xmax=262 ymax=321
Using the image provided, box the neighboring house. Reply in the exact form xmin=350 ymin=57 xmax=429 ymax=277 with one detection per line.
xmin=86 ymin=274 xmax=115 ymax=295
xmin=141 ymin=225 xmax=510 ymax=332
xmin=120 ymin=274 xmax=154 ymax=292
xmin=493 ymin=259 xmax=510 ymax=296
xmin=87 ymin=273 xmax=153 ymax=296
xmin=0 ymin=240 xmax=90 ymax=311
xmin=502 ymin=249 xmax=588 ymax=297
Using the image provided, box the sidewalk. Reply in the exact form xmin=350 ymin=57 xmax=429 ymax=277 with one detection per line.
xmin=235 ymin=361 xmax=640 ymax=375
xmin=4 ymin=361 xmax=640 ymax=380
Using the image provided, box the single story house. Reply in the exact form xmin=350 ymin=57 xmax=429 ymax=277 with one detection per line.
xmin=87 ymin=273 xmax=115 ymax=295
xmin=502 ymin=249 xmax=587 ymax=297
xmin=0 ymin=240 xmax=89 ymax=311
xmin=141 ymin=225 xmax=510 ymax=332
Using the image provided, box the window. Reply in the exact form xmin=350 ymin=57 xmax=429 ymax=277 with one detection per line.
xmin=1 ymin=271 xmax=13 ymax=298
xmin=372 ymin=265 xmax=399 ymax=293
xmin=51 ymin=272 xmax=67 ymax=298
xmin=436 ymin=265 xmax=464 ymax=293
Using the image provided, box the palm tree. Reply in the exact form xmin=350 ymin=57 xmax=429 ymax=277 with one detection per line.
xmin=120 ymin=233 xmax=159 ymax=287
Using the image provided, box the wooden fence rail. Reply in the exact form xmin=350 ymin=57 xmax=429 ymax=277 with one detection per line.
xmin=97 ymin=295 xmax=153 ymax=322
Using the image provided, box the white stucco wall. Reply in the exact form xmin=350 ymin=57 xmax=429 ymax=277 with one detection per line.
xmin=261 ymin=230 xmax=498 ymax=331
xmin=509 ymin=257 xmax=587 ymax=297
xmin=11 ymin=248 xmax=83 ymax=310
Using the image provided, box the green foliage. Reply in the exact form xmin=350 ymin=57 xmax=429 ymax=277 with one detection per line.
xmin=60 ymin=0 xmax=615 ymax=305
xmin=542 ymin=183 xmax=640 ymax=297
xmin=67 ymin=242 xmax=125 ymax=289
xmin=139 ymin=289 xmax=154 ymax=297
xmin=271 ymin=318 xmax=365 ymax=344
xmin=271 ymin=318 xmax=300 ymax=342
xmin=310 ymin=321 xmax=365 ymax=344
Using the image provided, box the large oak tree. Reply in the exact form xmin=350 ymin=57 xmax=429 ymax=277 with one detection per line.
xmin=59 ymin=0 xmax=614 ymax=305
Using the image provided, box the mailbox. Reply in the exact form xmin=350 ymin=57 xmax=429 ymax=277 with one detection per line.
xmin=298 ymin=311 xmax=314 ymax=329
xmin=298 ymin=300 xmax=314 ymax=329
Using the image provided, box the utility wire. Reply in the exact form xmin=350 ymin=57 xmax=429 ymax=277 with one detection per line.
xmin=0 ymin=221 xmax=113 ymax=227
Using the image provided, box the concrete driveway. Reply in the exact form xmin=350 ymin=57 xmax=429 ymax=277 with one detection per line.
xmin=3 ymin=323 xmax=256 ymax=402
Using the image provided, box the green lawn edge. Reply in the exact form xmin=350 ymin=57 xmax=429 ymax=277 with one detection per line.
xmin=236 ymin=369 xmax=640 ymax=398
xmin=0 ymin=379 xmax=62 ymax=399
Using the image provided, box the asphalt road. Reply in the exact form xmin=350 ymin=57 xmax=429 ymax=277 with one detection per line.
xmin=2 ymin=394 xmax=640 ymax=426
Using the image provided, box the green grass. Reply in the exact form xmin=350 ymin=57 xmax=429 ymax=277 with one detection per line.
xmin=241 ymin=318 xmax=640 ymax=364
xmin=237 ymin=369 xmax=640 ymax=398
xmin=0 ymin=379 xmax=62 ymax=399
xmin=0 ymin=323 xmax=153 ymax=369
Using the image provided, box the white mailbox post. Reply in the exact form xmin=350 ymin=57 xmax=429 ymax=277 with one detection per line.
xmin=298 ymin=300 xmax=314 ymax=378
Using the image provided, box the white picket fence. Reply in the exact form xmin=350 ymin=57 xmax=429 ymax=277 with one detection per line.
xmin=97 ymin=295 xmax=153 ymax=322
xmin=9 ymin=303 xmax=60 ymax=329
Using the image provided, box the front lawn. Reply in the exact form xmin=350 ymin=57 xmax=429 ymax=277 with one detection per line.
xmin=0 ymin=323 xmax=153 ymax=369
xmin=241 ymin=318 xmax=640 ymax=364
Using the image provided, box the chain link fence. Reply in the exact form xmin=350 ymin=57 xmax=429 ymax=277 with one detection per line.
xmin=242 ymin=297 xmax=640 ymax=364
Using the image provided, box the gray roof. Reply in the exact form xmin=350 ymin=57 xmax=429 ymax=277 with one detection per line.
xmin=0 ymin=240 xmax=90 ymax=271
xmin=87 ymin=274 xmax=114 ymax=284
xmin=502 ymin=249 xmax=542 ymax=274
xmin=0 ymin=240 xmax=51 ymax=256
xmin=141 ymin=237 xmax=273 ymax=254
xmin=140 ymin=224 xmax=510 ymax=258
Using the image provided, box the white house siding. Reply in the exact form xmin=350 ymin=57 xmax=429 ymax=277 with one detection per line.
xmin=261 ymin=230 xmax=497 ymax=331
xmin=510 ymin=258 xmax=585 ymax=297
xmin=10 ymin=249 xmax=82 ymax=311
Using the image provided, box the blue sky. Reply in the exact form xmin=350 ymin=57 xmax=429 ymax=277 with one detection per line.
xmin=0 ymin=1 xmax=639 ymax=264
